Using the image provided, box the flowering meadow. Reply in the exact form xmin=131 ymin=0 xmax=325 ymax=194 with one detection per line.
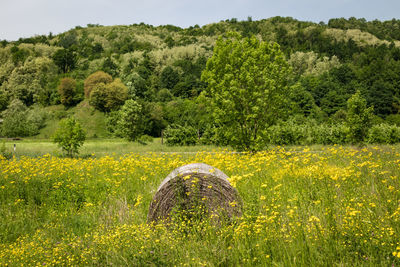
xmin=0 ymin=146 xmax=400 ymax=266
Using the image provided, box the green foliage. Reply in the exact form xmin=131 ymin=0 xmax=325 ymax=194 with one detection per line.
xmin=346 ymin=91 xmax=374 ymax=144
xmin=101 ymin=57 xmax=119 ymax=77
xmin=10 ymin=46 xmax=30 ymax=64
xmin=89 ymin=79 xmax=128 ymax=112
xmin=164 ymin=124 xmax=198 ymax=146
xmin=201 ymin=32 xmax=292 ymax=151
xmin=160 ymin=66 xmax=179 ymax=90
xmin=137 ymin=134 xmax=154 ymax=145
xmin=156 ymin=88 xmax=173 ymax=102
xmin=266 ymin=118 xmax=349 ymax=145
xmin=1 ymin=57 xmax=57 ymax=106
xmin=84 ymin=71 xmax=113 ymax=98
xmin=367 ymin=123 xmax=400 ymax=144
xmin=1 ymin=100 xmax=46 ymax=137
xmin=58 ymin=77 xmax=78 ymax=107
xmin=52 ymin=117 xmax=86 ymax=157
xmin=117 ymin=99 xmax=144 ymax=141
xmin=385 ymin=114 xmax=400 ymax=126
xmin=52 ymin=49 xmax=76 ymax=73
xmin=0 ymin=91 xmax=8 ymax=112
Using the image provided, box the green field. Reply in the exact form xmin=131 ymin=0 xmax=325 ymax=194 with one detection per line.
xmin=0 ymin=144 xmax=400 ymax=266
xmin=1 ymin=138 xmax=224 ymax=158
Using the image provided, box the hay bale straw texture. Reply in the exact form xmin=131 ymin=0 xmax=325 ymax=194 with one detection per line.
xmin=148 ymin=163 xmax=242 ymax=223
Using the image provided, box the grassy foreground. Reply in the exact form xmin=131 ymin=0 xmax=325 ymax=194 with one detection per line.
xmin=0 ymin=145 xmax=400 ymax=266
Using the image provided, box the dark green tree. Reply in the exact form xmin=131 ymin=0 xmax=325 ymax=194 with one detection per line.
xmin=52 ymin=49 xmax=76 ymax=73
xmin=160 ymin=66 xmax=180 ymax=90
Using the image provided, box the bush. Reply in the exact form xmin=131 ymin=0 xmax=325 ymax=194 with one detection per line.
xmin=138 ymin=135 xmax=154 ymax=145
xmin=164 ymin=124 xmax=198 ymax=146
xmin=267 ymin=121 xmax=308 ymax=145
xmin=367 ymin=124 xmax=400 ymax=144
xmin=266 ymin=119 xmax=349 ymax=145
xmin=346 ymin=91 xmax=373 ymax=144
xmin=385 ymin=114 xmax=400 ymax=126
xmin=313 ymin=124 xmax=349 ymax=145
xmin=1 ymin=100 xmax=47 ymax=137
xmin=52 ymin=117 xmax=86 ymax=157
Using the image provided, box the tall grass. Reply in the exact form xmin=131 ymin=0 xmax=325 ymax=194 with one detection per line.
xmin=0 ymin=146 xmax=399 ymax=265
xmin=0 ymin=138 xmax=224 ymax=158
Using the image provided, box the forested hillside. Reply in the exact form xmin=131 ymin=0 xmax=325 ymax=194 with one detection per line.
xmin=1 ymin=16 xmax=400 ymax=145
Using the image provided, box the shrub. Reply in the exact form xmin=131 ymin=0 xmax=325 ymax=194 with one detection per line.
xmin=1 ymin=100 xmax=46 ymax=137
xmin=385 ymin=114 xmax=400 ymax=126
xmin=164 ymin=124 xmax=198 ymax=146
xmin=266 ymin=119 xmax=349 ymax=145
xmin=314 ymin=124 xmax=349 ymax=145
xmin=367 ymin=124 xmax=400 ymax=144
xmin=138 ymin=134 xmax=154 ymax=145
xmin=267 ymin=121 xmax=307 ymax=145
xmin=105 ymin=111 xmax=123 ymax=137
xmin=52 ymin=117 xmax=86 ymax=157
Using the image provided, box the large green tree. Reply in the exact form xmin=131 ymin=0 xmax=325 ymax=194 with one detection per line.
xmin=201 ymin=33 xmax=292 ymax=151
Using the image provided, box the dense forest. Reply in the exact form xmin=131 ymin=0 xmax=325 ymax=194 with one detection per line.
xmin=1 ymin=16 xmax=400 ymax=146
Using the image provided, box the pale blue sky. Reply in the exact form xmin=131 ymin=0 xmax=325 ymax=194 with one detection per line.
xmin=1 ymin=0 xmax=399 ymax=40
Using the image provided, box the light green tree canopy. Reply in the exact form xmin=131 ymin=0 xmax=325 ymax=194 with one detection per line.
xmin=201 ymin=32 xmax=292 ymax=151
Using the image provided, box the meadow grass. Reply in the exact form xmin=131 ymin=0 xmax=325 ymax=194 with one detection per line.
xmin=1 ymin=138 xmax=224 ymax=158
xmin=0 ymin=145 xmax=400 ymax=266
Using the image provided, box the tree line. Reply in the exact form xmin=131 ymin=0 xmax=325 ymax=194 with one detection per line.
xmin=1 ymin=17 xmax=400 ymax=149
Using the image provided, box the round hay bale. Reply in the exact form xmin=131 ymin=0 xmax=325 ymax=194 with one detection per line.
xmin=147 ymin=163 xmax=242 ymax=223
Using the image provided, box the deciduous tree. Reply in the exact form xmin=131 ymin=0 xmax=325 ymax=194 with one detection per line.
xmin=84 ymin=71 xmax=112 ymax=98
xmin=89 ymin=78 xmax=128 ymax=112
xmin=117 ymin=99 xmax=144 ymax=141
xmin=58 ymin=77 xmax=77 ymax=107
xmin=201 ymin=32 xmax=292 ymax=151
